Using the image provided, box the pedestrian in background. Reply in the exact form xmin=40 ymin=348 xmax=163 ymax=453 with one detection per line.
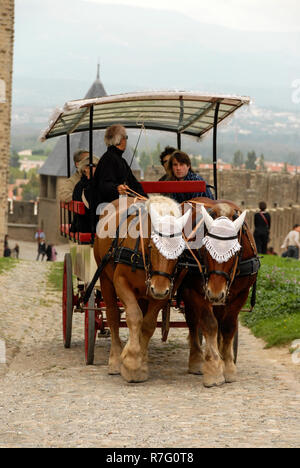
xmin=253 ymin=201 xmax=271 ymax=254
xmin=281 ymin=224 xmax=300 ymax=259
xmin=36 ymin=240 xmax=47 ymax=261
xmin=13 ymin=244 xmax=20 ymax=259
xmin=3 ymin=235 xmax=11 ymax=257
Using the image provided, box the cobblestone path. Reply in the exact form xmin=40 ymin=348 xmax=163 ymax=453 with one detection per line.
xmin=0 ymin=260 xmax=299 ymax=448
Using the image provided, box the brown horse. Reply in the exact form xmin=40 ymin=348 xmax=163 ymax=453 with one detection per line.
xmin=93 ymin=195 xmax=190 ymax=383
xmin=181 ymin=198 xmax=259 ymax=387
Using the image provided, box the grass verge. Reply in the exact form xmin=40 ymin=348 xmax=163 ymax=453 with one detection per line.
xmin=240 ymin=255 xmax=300 ymax=348
xmin=0 ymin=257 xmax=18 ymax=275
xmin=47 ymin=261 xmax=64 ymax=291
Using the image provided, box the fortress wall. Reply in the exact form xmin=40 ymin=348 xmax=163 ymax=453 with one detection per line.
xmin=0 ymin=0 xmax=14 ymax=255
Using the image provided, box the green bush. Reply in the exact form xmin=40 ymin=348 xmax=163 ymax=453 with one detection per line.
xmin=241 ymin=255 xmax=300 ymax=347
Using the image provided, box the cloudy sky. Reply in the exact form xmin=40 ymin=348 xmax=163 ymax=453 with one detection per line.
xmin=13 ymin=0 xmax=300 ymax=110
xmin=84 ymin=0 xmax=300 ymax=32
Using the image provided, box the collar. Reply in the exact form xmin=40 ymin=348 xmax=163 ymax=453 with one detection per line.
xmin=108 ymin=145 xmax=124 ymax=156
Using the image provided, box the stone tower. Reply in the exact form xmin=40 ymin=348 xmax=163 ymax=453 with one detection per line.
xmin=0 ymin=0 xmax=14 ymax=255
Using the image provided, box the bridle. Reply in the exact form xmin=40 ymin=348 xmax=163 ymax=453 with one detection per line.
xmin=144 ymin=243 xmax=178 ymax=298
xmin=201 ymin=228 xmax=243 ymax=301
xmin=138 ymin=208 xmax=180 ymax=299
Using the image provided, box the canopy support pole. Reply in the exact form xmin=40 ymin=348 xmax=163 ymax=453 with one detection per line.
xmin=177 ymin=132 xmax=181 ymax=150
xmin=89 ymin=106 xmax=95 ymax=241
xmin=213 ymin=102 xmax=220 ymax=199
xmin=66 ymin=134 xmax=71 ymax=178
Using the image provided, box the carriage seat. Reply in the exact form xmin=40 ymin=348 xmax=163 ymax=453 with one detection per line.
xmin=60 ymin=201 xmax=93 ymax=244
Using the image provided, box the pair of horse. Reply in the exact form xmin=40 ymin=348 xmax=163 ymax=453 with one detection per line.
xmin=94 ymin=195 xmax=258 ymax=388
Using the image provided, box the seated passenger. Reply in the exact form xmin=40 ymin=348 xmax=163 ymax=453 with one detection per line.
xmin=58 ymin=149 xmax=90 ymax=202
xmin=71 ymin=156 xmax=99 ymax=233
xmin=166 ymin=150 xmax=214 ymax=203
xmin=92 ymin=124 xmax=147 ymax=211
xmin=158 ymin=146 xmax=176 ymax=181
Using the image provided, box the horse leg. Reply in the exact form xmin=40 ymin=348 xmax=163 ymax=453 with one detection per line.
xmin=115 ymin=277 xmax=147 ymax=383
xmin=217 ymin=289 xmax=250 ymax=383
xmin=183 ymin=289 xmax=204 ymax=375
xmin=100 ymin=273 xmax=123 ymax=375
xmin=139 ymin=301 xmax=162 ymax=376
xmin=183 ymin=287 xmax=224 ymax=387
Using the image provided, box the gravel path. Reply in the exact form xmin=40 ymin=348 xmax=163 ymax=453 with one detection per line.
xmin=0 ymin=260 xmax=299 ymax=448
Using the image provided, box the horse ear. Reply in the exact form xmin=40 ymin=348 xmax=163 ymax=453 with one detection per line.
xmin=149 ymin=205 xmax=161 ymax=229
xmin=201 ymin=205 xmax=214 ymax=231
xmin=176 ymin=209 xmax=191 ymax=231
xmin=233 ymin=210 xmax=247 ymax=233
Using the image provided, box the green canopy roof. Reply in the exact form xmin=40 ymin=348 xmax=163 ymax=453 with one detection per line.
xmin=40 ymin=91 xmax=250 ymax=141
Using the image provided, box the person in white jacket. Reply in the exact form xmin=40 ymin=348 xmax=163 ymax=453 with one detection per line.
xmin=58 ymin=149 xmax=89 ymax=202
xmin=281 ymin=224 xmax=300 ymax=259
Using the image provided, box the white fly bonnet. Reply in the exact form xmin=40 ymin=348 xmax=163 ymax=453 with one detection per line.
xmin=147 ymin=198 xmax=191 ymax=260
xmin=201 ymin=205 xmax=247 ymax=263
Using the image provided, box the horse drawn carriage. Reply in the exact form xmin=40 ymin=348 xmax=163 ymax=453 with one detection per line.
xmin=41 ymin=91 xmax=260 ymax=387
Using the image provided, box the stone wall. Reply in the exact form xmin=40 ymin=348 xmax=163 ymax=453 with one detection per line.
xmin=144 ymin=165 xmax=300 ymax=255
xmin=0 ymin=0 xmax=14 ymax=256
xmin=144 ymin=166 xmax=300 ymax=209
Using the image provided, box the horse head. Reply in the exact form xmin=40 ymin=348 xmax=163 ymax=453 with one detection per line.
xmin=146 ymin=196 xmax=191 ymax=300
xmin=201 ymin=203 xmax=247 ymax=305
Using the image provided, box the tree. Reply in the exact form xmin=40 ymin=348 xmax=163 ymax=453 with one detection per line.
xmin=232 ymin=150 xmax=244 ymax=168
xmin=10 ymin=151 xmax=20 ymax=168
xmin=138 ymin=151 xmax=152 ymax=172
xmin=245 ymin=151 xmax=257 ymax=170
xmin=258 ymin=153 xmax=266 ymax=171
xmin=22 ymin=173 xmax=40 ymax=201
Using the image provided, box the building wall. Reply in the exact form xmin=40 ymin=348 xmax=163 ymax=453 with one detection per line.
xmin=144 ymin=166 xmax=300 ymax=254
xmin=0 ymin=0 xmax=14 ymax=256
xmin=144 ymin=166 xmax=300 ymax=208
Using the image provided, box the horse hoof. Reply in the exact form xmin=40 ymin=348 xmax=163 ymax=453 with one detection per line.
xmin=203 ymin=375 xmax=225 ymax=388
xmin=224 ymin=372 xmax=237 ymax=383
xmin=121 ymin=364 xmax=148 ymax=383
xmin=188 ymin=367 xmax=203 ymax=375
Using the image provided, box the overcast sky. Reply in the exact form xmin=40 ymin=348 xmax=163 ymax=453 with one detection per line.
xmin=13 ymin=0 xmax=300 ymax=111
xmin=84 ymin=0 xmax=300 ymax=32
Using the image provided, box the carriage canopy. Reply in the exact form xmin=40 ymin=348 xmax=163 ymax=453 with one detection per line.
xmin=40 ymin=91 xmax=250 ymax=141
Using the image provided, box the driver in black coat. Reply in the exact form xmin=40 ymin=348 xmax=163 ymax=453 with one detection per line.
xmin=92 ymin=124 xmax=147 ymax=212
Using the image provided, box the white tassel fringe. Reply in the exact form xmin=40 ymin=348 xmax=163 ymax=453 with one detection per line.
xmin=202 ymin=236 xmax=241 ymax=263
xmin=151 ymin=233 xmax=186 ymax=260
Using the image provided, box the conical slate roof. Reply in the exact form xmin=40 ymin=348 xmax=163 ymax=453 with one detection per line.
xmin=39 ymin=67 xmax=141 ymax=176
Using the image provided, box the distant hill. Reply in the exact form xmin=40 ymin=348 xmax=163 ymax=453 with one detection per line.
xmin=11 ymin=0 xmax=300 ymax=164
xmin=11 ymin=103 xmax=300 ymax=165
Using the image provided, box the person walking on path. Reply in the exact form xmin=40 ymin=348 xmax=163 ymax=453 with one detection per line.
xmin=281 ymin=224 xmax=300 ymax=259
xmin=36 ymin=240 xmax=47 ymax=261
xmin=35 ymin=228 xmax=45 ymax=243
xmin=3 ymin=235 xmax=11 ymax=257
xmin=253 ymin=201 xmax=271 ymax=254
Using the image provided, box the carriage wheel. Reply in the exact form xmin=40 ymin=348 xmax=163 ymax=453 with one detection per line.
xmin=85 ymin=290 xmax=96 ymax=365
xmin=62 ymin=253 xmax=74 ymax=348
